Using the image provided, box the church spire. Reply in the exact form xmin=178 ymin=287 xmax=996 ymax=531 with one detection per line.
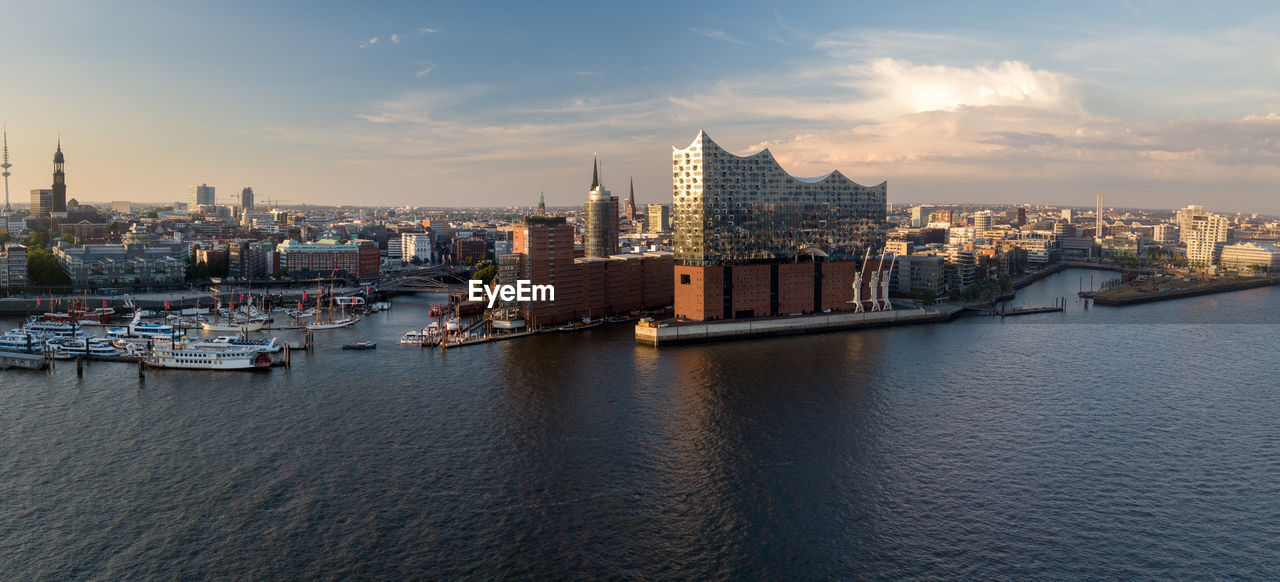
xmin=628 ymin=177 xmax=636 ymax=219
xmin=590 ymin=154 xmax=599 ymax=190
xmin=537 ymin=191 xmax=546 ymax=215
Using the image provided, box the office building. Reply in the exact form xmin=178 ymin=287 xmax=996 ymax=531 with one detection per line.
xmin=910 ymin=205 xmax=930 ymax=228
xmin=30 ymin=189 xmax=52 ymax=217
xmin=1061 ymin=208 xmax=1073 ymax=222
xmin=453 ymin=236 xmax=488 ymax=265
xmin=973 ymin=210 xmax=993 ymax=234
xmin=402 ymin=232 xmax=434 ymax=263
xmin=240 ymin=187 xmax=254 ymax=210
xmin=277 ymin=239 xmax=380 ymax=279
xmin=1 ymin=243 xmax=28 ymax=288
xmin=1006 ymin=207 xmax=1026 ymax=226
xmin=1219 ymin=242 xmax=1280 ymax=273
xmin=188 ymin=183 xmax=215 ymax=207
xmin=583 ymin=156 xmax=619 ymax=258
xmin=647 ymin=203 xmax=670 ymax=233
xmin=53 ymin=242 xmax=187 ymax=286
xmin=111 ymin=201 xmax=132 ymax=214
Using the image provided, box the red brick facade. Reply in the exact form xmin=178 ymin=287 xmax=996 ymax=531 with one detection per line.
xmin=675 ymin=259 xmax=884 ymax=321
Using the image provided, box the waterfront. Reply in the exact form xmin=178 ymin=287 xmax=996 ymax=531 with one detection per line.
xmin=3 ymin=268 xmax=1280 ymax=578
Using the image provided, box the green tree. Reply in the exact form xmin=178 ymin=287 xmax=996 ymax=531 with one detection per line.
xmin=910 ymin=288 xmax=937 ymax=307
xmin=472 ymin=264 xmax=497 ymax=286
xmin=0 ymin=231 xmax=10 ymax=244
xmin=409 ymin=255 xmax=423 ymax=266
xmin=60 ymin=232 xmax=77 ymax=245
xmin=25 ymin=231 xmax=50 ymax=250
xmin=26 ymin=248 xmax=70 ymax=285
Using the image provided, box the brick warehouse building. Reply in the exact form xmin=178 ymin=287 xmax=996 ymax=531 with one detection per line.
xmin=670 ymin=132 xmax=888 ymax=321
xmin=505 ymin=215 xmax=673 ymax=327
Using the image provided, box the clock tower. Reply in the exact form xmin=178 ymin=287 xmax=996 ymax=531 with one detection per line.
xmin=51 ymin=138 xmax=67 ymax=213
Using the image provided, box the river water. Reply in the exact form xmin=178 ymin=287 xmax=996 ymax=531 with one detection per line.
xmin=2 ymin=268 xmax=1279 ymax=579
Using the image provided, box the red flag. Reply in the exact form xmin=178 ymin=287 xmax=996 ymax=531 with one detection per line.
xmin=297 ymin=301 xmax=303 ymax=310
xmin=103 ymin=299 xmax=108 ymax=308
xmin=240 ymin=293 xmax=245 ymax=301
xmin=165 ymin=301 xmax=171 ymax=310
xmin=36 ymin=298 xmax=40 ymax=307
xmin=303 ymin=291 xmax=308 ymax=301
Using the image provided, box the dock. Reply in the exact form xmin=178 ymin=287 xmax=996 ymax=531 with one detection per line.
xmin=0 ymin=351 xmax=50 ymax=370
xmin=635 ymin=306 xmax=961 ymax=346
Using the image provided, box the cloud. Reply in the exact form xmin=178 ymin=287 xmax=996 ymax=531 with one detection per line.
xmin=358 ymin=36 xmax=378 ymax=48
xmin=390 ymin=34 xmax=399 ymax=44
xmin=415 ymin=64 xmax=435 ymax=78
xmin=573 ymin=71 xmax=603 ymax=76
xmin=418 ymin=27 xmax=438 ymax=36
xmin=689 ymin=27 xmax=746 ymax=45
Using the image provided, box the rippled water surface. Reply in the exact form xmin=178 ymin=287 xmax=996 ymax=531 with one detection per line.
xmin=3 ymin=269 xmax=1280 ymax=579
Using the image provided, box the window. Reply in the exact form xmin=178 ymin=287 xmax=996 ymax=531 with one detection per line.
xmin=680 ymin=274 xmax=691 ymax=285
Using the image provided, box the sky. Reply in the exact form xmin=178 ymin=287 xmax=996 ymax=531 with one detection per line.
xmin=0 ymin=0 xmax=1277 ymax=212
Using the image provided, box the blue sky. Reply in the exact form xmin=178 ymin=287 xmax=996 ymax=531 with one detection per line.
xmin=1 ymin=1 xmax=1278 ymax=211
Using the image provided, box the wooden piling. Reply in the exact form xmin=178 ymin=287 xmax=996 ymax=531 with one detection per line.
xmin=77 ymin=357 xmax=83 ymax=377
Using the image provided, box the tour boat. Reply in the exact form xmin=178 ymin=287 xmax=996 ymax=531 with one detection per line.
xmin=41 ymin=299 xmax=116 ymax=324
xmin=370 ymin=302 xmax=391 ymax=312
xmin=45 ymin=338 xmax=119 ymax=359
xmin=428 ymin=306 xmax=444 ymax=317
xmin=400 ymin=329 xmax=428 ymax=344
xmin=0 ymin=332 xmax=41 ymax=353
xmin=144 ymin=346 xmax=273 ymax=370
xmin=127 ymin=313 xmax=181 ymax=339
xmin=341 ymin=341 xmax=377 ymax=350
xmin=445 ymin=318 xmax=461 ymax=332
xmin=185 ymin=335 xmax=282 ymax=353
xmin=22 ymin=320 xmax=86 ymax=339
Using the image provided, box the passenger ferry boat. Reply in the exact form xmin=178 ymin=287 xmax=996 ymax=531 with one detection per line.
xmin=143 ymin=346 xmax=273 ymax=370
xmin=45 ymin=338 xmax=119 ymax=359
xmin=0 ymin=331 xmax=41 ymax=353
xmin=342 ymin=341 xmax=376 ymax=350
xmin=22 ymin=320 xmax=86 ymax=339
xmin=184 ymin=336 xmax=282 ymax=353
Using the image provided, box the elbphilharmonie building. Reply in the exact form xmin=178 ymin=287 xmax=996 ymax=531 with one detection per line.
xmin=672 ymin=131 xmax=886 ymax=265
xmin=670 ymin=131 xmax=890 ymax=321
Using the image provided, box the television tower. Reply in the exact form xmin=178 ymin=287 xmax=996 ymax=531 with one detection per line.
xmin=1 ymin=124 xmax=11 ymax=211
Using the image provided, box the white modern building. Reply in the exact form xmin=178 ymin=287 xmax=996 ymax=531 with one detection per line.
xmin=1185 ymin=212 xmax=1230 ymax=268
xmin=1219 ymin=241 xmax=1280 ymax=273
xmin=402 ymin=232 xmax=434 ymax=263
xmin=973 ymin=210 xmax=993 ymax=235
xmin=1152 ymin=223 xmax=1178 ymax=243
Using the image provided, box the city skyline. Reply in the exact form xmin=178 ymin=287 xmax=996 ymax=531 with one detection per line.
xmin=1 ymin=1 xmax=1278 ymax=211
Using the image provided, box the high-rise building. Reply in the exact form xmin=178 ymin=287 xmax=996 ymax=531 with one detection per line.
xmin=1061 ymin=208 xmax=1073 ymax=222
xmin=672 ymin=131 xmax=885 ymax=264
xmin=29 ymin=189 xmax=52 ymax=217
xmin=910 ymin=205 xmax=930 ymax=228
xmin=51 ymin=140 xmax=67 ymax=214
xmin=1176 ymin=205 xmax=1206 ymax=243
xmin=973 ymin=210 xmax=993 ymax=235
xmin=514 ymin=215 xmax=582 ymax=325
xmin=240 ymin=187 xmax=254 ymax=210
xmin=0 ymin=243 xmax=28 ymax=288
xmin=1186 ymin=213 xmax=1229 ymax=268
xmin=1152 ymin=223 xmax=1178 ymax=243
xmin=1006 ymin=207 xmax=1027 ymax=226
xmin=583 ymin=156 xmax=619 ymax=258
xmin=647 ymin=203 xmax=670 ymax=233
xmin=1095 ymin=193 xmax=1104 ymax=241
xmin=188 ymin=183 xmax=215 ymax=207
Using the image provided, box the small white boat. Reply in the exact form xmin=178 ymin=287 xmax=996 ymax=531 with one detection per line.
xmin=400 ymin=329 xmax=428 ymax=344
xmin=200 ymin=320 xmax=266 ymax=332
xmin=305 ymin=315 xmax=360 ymax=330
xmin=445 ymin=318 xmax=460 ymax=332
xmin=46 ymin=338 xmax=119 ymax=358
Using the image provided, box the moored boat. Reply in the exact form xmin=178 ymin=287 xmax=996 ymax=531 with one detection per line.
xmin=143 ymin=346 xmax=273 ymax=370
xmin=342 ymin=341 xmax=377 ymax=350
